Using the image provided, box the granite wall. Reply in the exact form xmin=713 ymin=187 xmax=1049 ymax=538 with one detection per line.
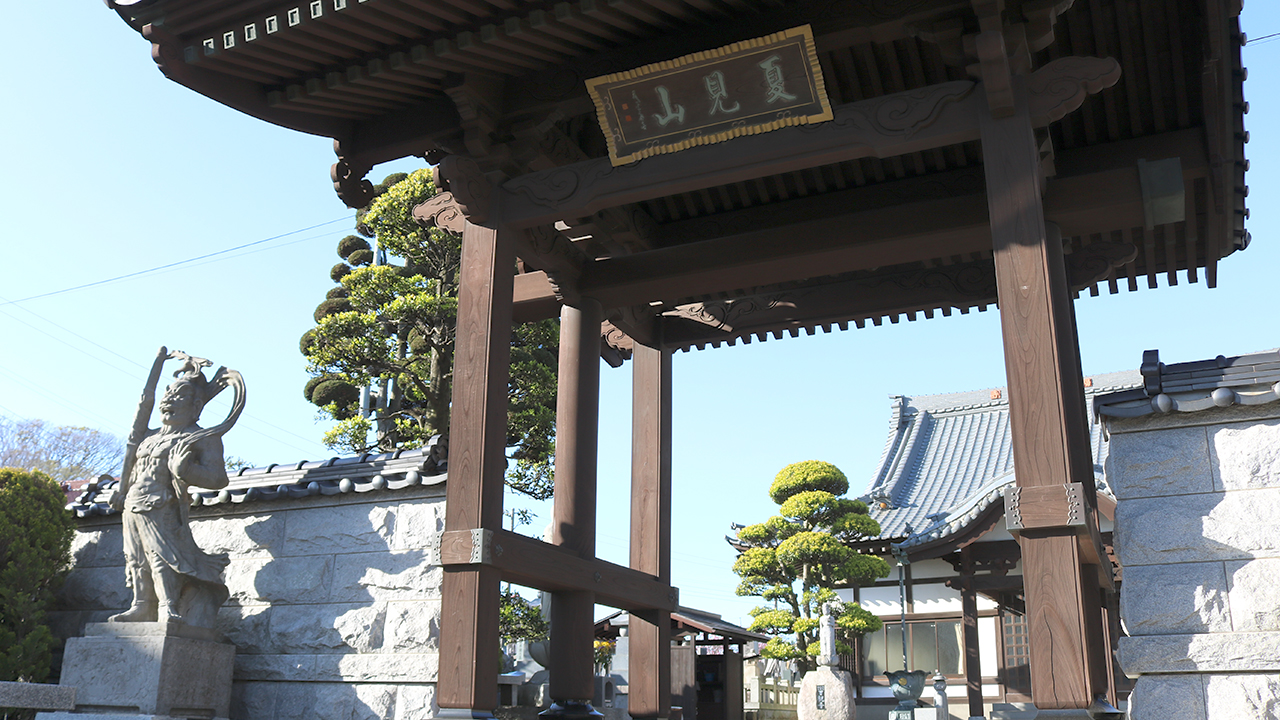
xmin=52 ymin=478 xmax=447 ymax=720
xmin=1105 ymin=403 xmax=1280 ymax=719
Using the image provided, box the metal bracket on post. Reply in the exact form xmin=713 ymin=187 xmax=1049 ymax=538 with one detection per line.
xmin=470 ymin=528 xmax=494 ymax=564
xmin=1004 ymin=482 xmax=1086 ymax=532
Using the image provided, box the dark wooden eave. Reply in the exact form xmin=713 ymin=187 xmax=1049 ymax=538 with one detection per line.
xmin=111 ymin=0 xmax=1248 ymax=351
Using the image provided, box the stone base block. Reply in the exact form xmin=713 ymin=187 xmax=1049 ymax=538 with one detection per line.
xmin=37 ymin=714 xmax=227 ymax=720
xmin=1118 ymin=631 xmax=1280 ymax=674
xmin=58 ymin=622 xmax=235 ymax=718
xmin=0 ymin=681 xmax=76 ymax=710
xmin=798 ymin=666 xmax=856 ymax=720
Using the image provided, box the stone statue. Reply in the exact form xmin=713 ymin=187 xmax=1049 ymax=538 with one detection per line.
xmin=108 ymin=347 xmax=245 ymax=628
xmin=818 ymin=601 xmax=839 ymax=667
xmin=799 ymin=600 xmax=856 ymax=720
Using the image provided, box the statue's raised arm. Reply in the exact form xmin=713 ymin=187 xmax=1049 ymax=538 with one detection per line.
xmin=112 ymin=346 xmax=171 ymax=509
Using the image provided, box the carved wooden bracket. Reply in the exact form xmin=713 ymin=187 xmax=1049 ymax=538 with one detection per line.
xmin=1003 ymin=482 xmax=1086 ymax=532
xmin=443 ymin=72 xmax=505 ymax=161
xmin=600 ymin=321 xmax=635 ymax=368
xmin=1064 ymin=240 xmax=1138 ymax=289
xmin=331 ymin=140 xmax=375 ymax=209
xmin=604 ymin=304 xmax=658 ymax=355
xmin=522 ymin=224 xmax=584 ymax=304
xmin=951 ymin=0 xmax=1080 ymax=117
xmin=412 ymin=192 xmax=467 ymax=234
xmin=433 ymin=155 xmax=494 ymax=225
xmin=509 ymin=120 xmax=657 ymax=256
xmin=1026 ymin=56 xmax=1123 ymax=125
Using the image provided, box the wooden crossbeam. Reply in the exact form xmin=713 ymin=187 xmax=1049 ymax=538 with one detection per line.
xmin=507 ymin=133 xmax=1201 ymax=321
xmin=438 ymin=528 xmax=678 ymax=612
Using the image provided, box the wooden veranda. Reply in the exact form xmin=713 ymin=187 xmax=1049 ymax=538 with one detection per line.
xmin=107 ymin=0 xmax=1248 ymax=715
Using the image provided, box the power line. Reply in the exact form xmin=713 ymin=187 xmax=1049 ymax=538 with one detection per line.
xmin=0 ymin=300 xmax=332 ymax=457
xmin=0 ymin=362 xmax=131 ymax=434
xmin=1 ymin=215 xmax=354 ymax=307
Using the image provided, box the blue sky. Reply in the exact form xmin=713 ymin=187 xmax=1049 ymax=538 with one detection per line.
xmin=1 ymin=3 xmax=1277 ymax=625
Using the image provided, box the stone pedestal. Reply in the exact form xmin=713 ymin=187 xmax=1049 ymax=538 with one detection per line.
xmin=797 ymin=666 xmax=855 ymax=720
xmin=53 ymin=621 xmax=234 ymax=719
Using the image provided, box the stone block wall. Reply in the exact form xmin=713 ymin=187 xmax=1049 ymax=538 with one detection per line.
xmin=52 ymin=480 xmax=447 ymax=720
xmin=1105 ymin=405 xmax=1280 ymax=719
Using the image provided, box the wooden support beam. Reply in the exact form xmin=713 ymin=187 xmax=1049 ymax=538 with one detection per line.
xmin=513 ymin=271 xmax=563 ymax=323
xmin=961 ymin=546 xmax=983 ymax=719
xmin=629 ymin=339 xmax=674 ymax=719
xmin=438 ymin=217 xmax=515 ymax=713
xmin=499 ymin=58 xmax=1117 ymax=229
xmin=438 ymin=529 xmax=676 ymax=612
xmin=582 ymin=192 xmax=992 ymax=309
xmin=500 ymin=81 xmax=982 ymax=228
xmin=981 ymin=85 xmax=1104 ymax=710
xmin=509 ymin=130 xmax=1198 ymax=323
xmin=549 ymin=299 xmax=604 ymax=706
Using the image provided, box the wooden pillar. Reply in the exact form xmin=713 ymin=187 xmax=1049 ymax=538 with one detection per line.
xmin=960 ymin=546 xmax=982 ymax=720
xmin=981 ymin=87 xmax=1105 ymax=710
xmin=629 ymin=339 xmax=673 ymax=719
xmin=438 ymin=219 xmax=516 ymax=715
xmin=547 ymin=299 xmax=604 ymax=711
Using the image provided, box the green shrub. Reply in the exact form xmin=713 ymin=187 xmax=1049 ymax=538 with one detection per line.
xmin=769 ymin=460 xmax=848 ymax=504
xmin=311 ymin=379 xmax=360 ymax=410
xmin=299 ymin=328 xmax=317 ymax=356
xmin=313 ymin=297 xmax=353 ymax=323
xmin=498 ymin=590 xmax=547 ymax=645
xmin=347 ymin=249 xmax=374 ymax=267
xmin=0 ymin=468 xmax=75 ymax=683
xmin=330 ymin=263 xmax=352 ymax=282
xmin=337 ymin=235 xmax=371 ymax=259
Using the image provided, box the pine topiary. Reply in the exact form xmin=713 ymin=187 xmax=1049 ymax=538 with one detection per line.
xmin=347 ymin=249 xmax=374 ymax=267
xmin=311 ymin=379 xmax=360 ymax=411
xmin=768 ymin=460 xmax=849 ymax=505
xmin=0 ymin=468 xmax=75 ymax=683
xmin=325 ymin=287 xmax=350 ymax=300
xmin=314 ymin=297 xmax=353 ymax=323
xmin=337 ymin=235 xmax=371 ymax=259
xmin=330 ymin=263 xmax=352 ymax=282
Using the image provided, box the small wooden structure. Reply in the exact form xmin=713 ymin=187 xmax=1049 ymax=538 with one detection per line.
xmin=107 ymin=0 xmax=1248 ymax=714
xmin=597 ymin=608 xmax=766 ymax=720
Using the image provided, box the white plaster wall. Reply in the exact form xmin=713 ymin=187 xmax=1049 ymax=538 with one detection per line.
xmin=910 ymin=583 xmax=962 ymax=614
xmin=977 ymin=617 xmax=997 ymax=677
xmin=856 ymin=586 xmax=902 ymax=616
xmin=908 ymin=559 xmax=957 ymax=579
xmin=53 ymin=484 xmax=447 ymax=720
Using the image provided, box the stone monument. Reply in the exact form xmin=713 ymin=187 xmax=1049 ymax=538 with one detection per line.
xmin=44 ymin=348 xmax=245 ymax=720
xmin=797 ymin=603 xmax=855 ymax=720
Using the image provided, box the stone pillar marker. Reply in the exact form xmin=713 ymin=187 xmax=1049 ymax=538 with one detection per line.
xmin=797 ymin=603 xmax=856 ymax=720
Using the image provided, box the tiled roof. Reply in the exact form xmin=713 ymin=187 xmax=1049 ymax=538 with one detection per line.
xmin=1094 ymin=348 xmax=1280 ymax=419
xmin=858 ymin=371 xmax=1140 ymax=551
xmin=67 ymin=436 xmax=447 ymax=519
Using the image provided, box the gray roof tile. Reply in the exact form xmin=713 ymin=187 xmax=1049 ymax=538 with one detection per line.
xmin=67 ymin=436 xmax=447 ymax=519
xmin=859 ymin=370 xmax=1140 ymax=547
xmin=1095 ymin=348 xmax=1280 ymax=419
